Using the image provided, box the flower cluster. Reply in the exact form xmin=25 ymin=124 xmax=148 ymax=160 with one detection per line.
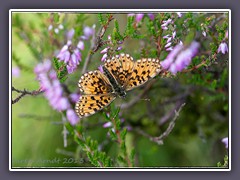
xmin=128 ymin=13 xmax=155 ymax=23
xmin=34 ymin=60 xmax=79 ymax=125
xmin=48 ymin=24 xmax=64 ymax=34
xmin=161 ymin=41 xmax=200 ymax=75
xmin=161 ymin=15 xmax=183 ymax=51
xmin=217 ymin=30 xmax=229 ymax=54
xmin=56 ymin=26 xmax=95 ymax=74
xmin=100 ymin=35 xmax=123 ymax=62
xmin=163 ymin=32 xmax=182 ymax=51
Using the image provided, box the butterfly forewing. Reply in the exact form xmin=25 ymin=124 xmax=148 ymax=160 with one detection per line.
xmin=104 ymin=54 xmax=135 ymax=87
xmin=75 ymin=94 xmax=116 ymax=118
xmin=78 ymin=70 xmax=112 ymax=95
xmin=126 ymin=58 xmax=162 ymax=91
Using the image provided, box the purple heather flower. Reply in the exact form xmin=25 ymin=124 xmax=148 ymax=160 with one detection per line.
xmin=48 ymin=24 xmax=53 ymax=31
xmin=161 ymin=41 xmax=200 ymax=75
xmin=161 ymin=26 xmax=168 ymax=30
xmin=12 ymin=67 xmax=20 ymax=78
xmin=166 ymin=47 xmax=174 ymax=51
xmin=77 ymin=41 xmax=84 ymax=51
xmin=172 ymin=31 xmax=176 ymax=39
xmin=116 ymin=46 xmax=122 ymax=51
xmin=57 ymin=45 xmax=70 ymax=62
xmin=128 ymin=13 xmax=155 ymax=23
xmin=163 ymin=35 xmax=170 ymax=39
xmin=58 ymin=24 xmax=64 ymax=30
xmin=117 ymin=40 xmax=123 ymax=44
xmin=100 ymin=47 xmax=109 ymax=54
xmin=225 ymin=30 xmax=228 ymax=39
xmin=35 ymin=60 xmax=80 ymax=124
xmin=221 ymin=137 xmax=228 ymax=149
xmin=218 ymin=42 xmax=228 ymax=54
xmin=101 ymin=53 xmax=108 ymax=62
xmin=136 ymin=14 xmax=144 ymax=23
xmin=34 ymin=59 xmax=51 ymax=74
xmin=67 ymin=28 xmax=75 ymax=40
xmin=127 ymin=13 xmax=135 ymax=17
xmin=54 ymin=28 xmax=59 ymax=34
xmin=67 ymin=109 xmax=79 ymax=125
xmin=57 ymin=44 xmax=82 ymax=74
xmin=70 ymin=93 xmax=81 ymax=103
xmin=202 ymin=31 xmax=207 ymax=37
xmin=167 ymin=37 xmax=172 ymax=43
xmin=82 ymin=26 xmax=95 ymax=40
xmin=165 ymin=42 xmax=172 ymax=48
xmin=35 ymin=60 xmax=71 ymax=111
xmin=147 ymin=13 xmax=155 ymax=20
xmin=176 ymin=12 xmax=182 ymax=18
xmin=161 ymin=19 xmax=172 ymax=28
xmin=103 ymin=122 xmax=112 ymax=128
xmin=98 ymin=65 xmax=104 ymax=73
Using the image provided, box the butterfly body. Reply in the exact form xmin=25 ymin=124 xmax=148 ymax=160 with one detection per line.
xmin=75 ymin=53 xmax=162 ymax=118
xmin=102 ymin=65 xmax=126 ymax=98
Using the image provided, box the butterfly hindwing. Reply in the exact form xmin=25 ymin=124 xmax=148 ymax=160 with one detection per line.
xmin=126 ymin=58 xmax=161 ymax=91
xmin=75 ymin=94 xmax=116 ymax=118
xmin=78 ymin=70 xmax=112 ymax=95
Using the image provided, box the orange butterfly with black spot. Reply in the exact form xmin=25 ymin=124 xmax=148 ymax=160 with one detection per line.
xmin=75 ymin=53 xmax=162 ymax=118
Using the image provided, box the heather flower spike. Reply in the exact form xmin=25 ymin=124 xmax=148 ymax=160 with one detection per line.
xmin=35 ymin=60 xmax=79 ymax=125
xmin=101 ymin=53 xmax=108 ymax=62
xmin=57 ymin=44 xmax=82 ymax=74
xmin=136 ymin=14 xmax=144 ymax=23
xmin=161 ymin=41 xmax=200 ymax=75
xmin=67 ymin=109 xmax=79 ymax=125
xmin=100 ymin=47 xmax=109 ymax=54
xmin=98 ymin=65 xmax=104 ymax=73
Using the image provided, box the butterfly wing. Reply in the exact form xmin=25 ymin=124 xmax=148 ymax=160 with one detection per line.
xmin=78 ymin=70 xmax=112 ymax=95
xmin=76 ymin=70 xmax=115 ymax=118
xmin=126 ymin=58 xmax=162 ymax=91
xmin=75 ymin=94 xmax=116 ymax=118
xmin=104 ymin=53 xmax=135 ymax=87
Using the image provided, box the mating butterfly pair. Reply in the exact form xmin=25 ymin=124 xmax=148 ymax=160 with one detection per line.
xmin=75 ymin=53 xmax=162 ymax=118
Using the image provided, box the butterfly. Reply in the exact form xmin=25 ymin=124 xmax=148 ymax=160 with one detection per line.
xmin=75 ymin=53 xmax=162 ymax=118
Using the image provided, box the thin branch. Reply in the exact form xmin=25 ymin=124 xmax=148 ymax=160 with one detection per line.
xmin=135 ymin=103 xmax=186 ymax=145
xmin=158 ymin=100 xmax=184 ymax=126
xmin=81 ymin=15 xmax=114 ymax=74
xmin=151 ymin=103 xmax=185 ymax=145
xmin=12 ymin=86 xmax=43 ymax=104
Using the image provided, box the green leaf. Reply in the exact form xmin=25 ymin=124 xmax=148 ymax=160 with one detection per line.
xmin=120 ymin=128 xmax=127 ymax=140
xmin=120 ymin=142 xmax=126 ymax=154
xmin=210 ymin=80 xmax=217 ymax=90
xmin=53 ymin=13 xmax=60 ymax=23
xmin=98 ymin=13 xmax=105 ymax=25
xmin=117 ymin=155 xmax=126 ymax=164
xmin=64 ymin=122 xmax=74 ymax=134
xmin=130 ymin=149 xmax=136 ymax=166
xmin=74 ymin=136 xmax=85 ymax=147
xmin=109 ymin=129 xmax=118 ymax=140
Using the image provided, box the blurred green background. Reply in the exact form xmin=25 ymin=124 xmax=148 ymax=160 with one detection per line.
xmin=11 ymin=12 xmax=229 ymax=168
